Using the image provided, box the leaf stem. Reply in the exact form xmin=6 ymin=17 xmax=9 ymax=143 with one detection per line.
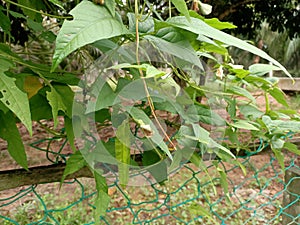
xmin=37 ymin=121 xmax=66 ymax=137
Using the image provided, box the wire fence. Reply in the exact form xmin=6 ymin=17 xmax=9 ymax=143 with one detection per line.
xmin=0 ymin=134 xmax=300 ymax=225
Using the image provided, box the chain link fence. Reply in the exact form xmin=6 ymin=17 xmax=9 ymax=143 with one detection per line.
xmin=1 ymin=133 xmax=300 ymax=225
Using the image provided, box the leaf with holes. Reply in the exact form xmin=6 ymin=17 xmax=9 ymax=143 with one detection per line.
xmin=0 ymin=57 xmax=32 ymax=135
xmin=51 ymin=0 xmax=129 ymax=71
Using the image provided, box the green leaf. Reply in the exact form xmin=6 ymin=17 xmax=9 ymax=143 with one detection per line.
xmin=227 ymin=98 xmax=236 ymax=118
xmin=8 ymin=11 xmax=26 ymax=19
xmin=52 ymin=0 xmax=128 ymax=71
xmin=179 ymin=124 xmax=235 ymax=158
xmin=29 ymin=88 xmax=53 ymax=121
xmin=0 ymin=58 xmax=32 ymax=135
xmin=0 ymin=111 xmax=28 ymax=170
xmin=94 ymin=172 xmax=110 ymax=222
xmin=167 ymin=16 xmax=292 ymax=78
xmin=17 ymin=0 xmax=45 ymax=21
xmin=191 ymin=124 xmax=210 ymax=144
xmin=128 ymin=13 xmax=154 ymax=33
xmin=171 ymin=0 xmax=190 ymax=21
xmin=48 ymin=0 xmax=65 ymax=10
xmin=177 ymin=125 xmax=198 ymax=148
xmin=52 ymin=83 xmax=74 ymax=118
xmin=244 ymin=75 xmax=272 ymax=87
xmin=200 ymin=42 xmax=228 ymax=55
xmin=104 ymin=0 xmax=116 ymax=17
xmin=115 ymin=120 xmax=131 ymax=186
xmin=273 ymin=149 xmax=285 ymax=171
xmin=217 ymin=166 xmax=229 ymax=197
xmin=194 ymin=104 xmax=225 ymax=126
xmin=231 ymin=120 xmax=259 ymax=131
xmin=210 ymin=140 xmax=236 ymax=159
xmin=46 ymin=86 xmax=67 ymax=128
xmin=144 ymin=64 xmax=165 ymax=78
xmin=268 ymin=87 xmax=288 ymax=108
xmin=64 ymin=116 xmax=76 ymax=151
xmin=225 ymin=127 xmax=239 ymax=146
xmin=239 ymin=105 xmax=264 ymax=119
xmin=189 ymin=203 xmax=216 ymax=223
xmin=61 ymin=151 xmax=87 ymax=183
xmin=262 ymin=115 xmax=300 ymax=133
xmin=157 ymin=76 xmax=181 ymax=97
xmin=109 ymin=63 xmax=165 ymax=78
xmin=30 ymin=66 xmax=80 ymax=85
xmin=144 ymin=35 xmax=202 ymax=67
xmin=27 ymin=18 xmax=44 ymax=32
xmin=230 ymin=68 xmax=250 ymax=79
xmin=0 ymin=9 xmax=11 ymax=33
xmin=226 ymin=86 xmax=255 ymax=102
xmin=94 ymin=108 xmax=111 ymax=124
xmin=236 ymin=160 xmax=247 ymax=176
xmin=0 ymin=102 xmax=9 ymax=113
xmin=283 ymin=142 xmax=300 ymax=155
xmin=142 ymin=150 xmax=168 ymax=184
xmin=227 ymin=85 xmax=256 ymax=102
xmin=204 ymin=18 xmax=236 ymax=30
xmin=86 ymin=79 xmax=116 ymax=113
xmin=249 ymin=63 xmax=282 ymax=76
xmin=92 ymin=39 xmax=118 ymax=53
xmin=129 ymin=107 xmax=172 ymax=159
xmin=189 ymin=152 xmax=202 ymax=167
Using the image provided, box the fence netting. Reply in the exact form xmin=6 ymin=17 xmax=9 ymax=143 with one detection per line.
xmin=0 ymin=134 xmax=300 ymax=225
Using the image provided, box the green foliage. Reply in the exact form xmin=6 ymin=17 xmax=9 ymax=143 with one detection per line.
xmin=0 ymin=46 xmax=32 ymax=135
xmin=0 ymin=0 xmax=299 ymax=221
xmin=51 ymin=0 xmax=129 ymax=71
xmin=61 ymin=150 xmax=87 ymax=184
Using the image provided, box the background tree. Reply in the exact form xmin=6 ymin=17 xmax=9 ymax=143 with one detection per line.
xmin=206 ymin=0 xmax=299 ymax=39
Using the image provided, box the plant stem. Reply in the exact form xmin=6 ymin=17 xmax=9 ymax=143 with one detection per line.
xmin=169 ymin=0 xmax=172 ymax=18
xmin=134 ymin=0 xmax=177 ymax=153
xmin=265 ymin=92 xmax=270 ymax=113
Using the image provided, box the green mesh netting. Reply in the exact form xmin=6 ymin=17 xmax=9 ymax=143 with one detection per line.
xmin=0 ymin=135 xmax=300 ymax=225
